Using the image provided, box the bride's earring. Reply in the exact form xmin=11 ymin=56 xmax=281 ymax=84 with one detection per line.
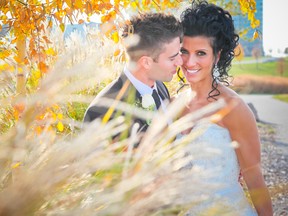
xmin=213 ymin=64 xmax=220 ymax=79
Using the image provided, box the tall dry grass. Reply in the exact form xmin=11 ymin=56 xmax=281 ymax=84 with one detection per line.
xmin=231 ymin=75 xmax=288 ymax=94
xmin=0 ymin=30 xmax=232 ymax=215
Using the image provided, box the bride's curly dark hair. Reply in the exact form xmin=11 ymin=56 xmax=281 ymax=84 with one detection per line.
xmin=179 ymin=0 xmax=239 ymax=100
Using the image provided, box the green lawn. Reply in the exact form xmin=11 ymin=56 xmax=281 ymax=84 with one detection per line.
xmin=273 ymin=94 xmax=288 ymax=103
xmin=230 ymin=57 xmax=288 ymax=77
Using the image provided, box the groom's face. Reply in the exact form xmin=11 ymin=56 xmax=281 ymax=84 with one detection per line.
xmin=147 ymin=37 xmax=182 ymax=83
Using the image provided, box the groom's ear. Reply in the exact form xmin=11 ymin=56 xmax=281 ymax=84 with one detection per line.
xmin=139 ymin=56 xmax=153 ymax=70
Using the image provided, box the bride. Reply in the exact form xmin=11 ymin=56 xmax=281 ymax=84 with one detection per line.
xmin=177 ymin=1 xmax=273 ymax=215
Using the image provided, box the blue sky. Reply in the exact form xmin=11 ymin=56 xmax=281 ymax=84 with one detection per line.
xmin=263 ymin=0 xmax=288 ymax=55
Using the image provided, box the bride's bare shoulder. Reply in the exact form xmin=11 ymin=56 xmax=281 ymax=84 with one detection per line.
xmin=219 ymin=84 xmax=243 ymax=103
xmin=218 ymin=85 xmax=253 ymax=122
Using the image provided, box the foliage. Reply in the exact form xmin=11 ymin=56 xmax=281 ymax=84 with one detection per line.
xmin=0 ymin=0 xmax=183 ymax=75
xmin=237 ymin=0 xmax=260 ymax=29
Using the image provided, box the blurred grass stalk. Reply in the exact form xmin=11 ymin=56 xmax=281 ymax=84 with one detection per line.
xmin=0 ymin=31 xmax=229 ymax=215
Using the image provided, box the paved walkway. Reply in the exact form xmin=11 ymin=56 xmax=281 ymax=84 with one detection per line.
xmin=240 ymin=94 xmax=288 ymax=149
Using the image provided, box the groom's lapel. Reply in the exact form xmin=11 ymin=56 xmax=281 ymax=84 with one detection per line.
xmin=156 ymin=81 xmax=170 ymax=101
xmin=119 ymin=73 xmax=147 ymax=130
xmin=118 ymin=72 xmax=142 ymax=103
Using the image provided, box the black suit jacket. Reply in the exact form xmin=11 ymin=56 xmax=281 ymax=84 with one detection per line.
xmin=83 ymin=72 xmax=170 ymax=135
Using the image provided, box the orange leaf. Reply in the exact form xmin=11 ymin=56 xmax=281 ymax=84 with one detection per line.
xmin=253 ymin=30 xmax=259 ymax=40
xmin=13 ymin=55 xmax=21 ymax=64
xmin=101 ymin=14 xmax=110 ymax=23
xmin=14 ymin=103 xmax=25 ymax=113
xmin=43 ymin=35 xmax=51 ymax=44
xmin=11 ymin=37 xmax=17 ymax=44
xmin=39 ymin=62 xmax=49 ymax=73
xmin=78 ymin=19 xmax=84 ymax=24
xmin=36 ymin=113 xmax=45 ymax=120
xmin=35 ymin=125 xmax=43 ymax=135
xmin=48 ymin=20 xmax=53 ymax=28
xmin=113 ymin=49 xmax=120 ymax=56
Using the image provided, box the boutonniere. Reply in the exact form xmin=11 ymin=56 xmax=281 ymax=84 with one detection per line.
xmin=141 ymin=94 xmax=156 ymax=111
xmin=134 ymin=94 xmax=156 ymax=125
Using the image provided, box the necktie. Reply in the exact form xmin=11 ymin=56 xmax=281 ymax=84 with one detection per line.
xmin=152 ymin=89 xmax=161 ymax=109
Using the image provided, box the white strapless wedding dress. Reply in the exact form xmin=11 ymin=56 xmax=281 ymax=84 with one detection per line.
xmin=179 ymin=120 xmax=257 ymax=216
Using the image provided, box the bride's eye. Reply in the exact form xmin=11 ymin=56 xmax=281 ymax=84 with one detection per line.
xmin=180 ymin=48 xmax=188 ymax=55
xmin=197 ymin=51 xmax=206 ymax=56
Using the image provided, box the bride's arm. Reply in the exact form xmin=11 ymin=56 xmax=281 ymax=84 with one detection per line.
xmin=223 ymin=97 xmax=273 ymax=216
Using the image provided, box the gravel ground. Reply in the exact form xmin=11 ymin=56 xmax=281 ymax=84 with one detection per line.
xmin=258 ymin=122 xmax=288 ymax=215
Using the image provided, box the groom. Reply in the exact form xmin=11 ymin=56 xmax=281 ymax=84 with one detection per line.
xmin=83 ymin=13 xmax=183 ymax=141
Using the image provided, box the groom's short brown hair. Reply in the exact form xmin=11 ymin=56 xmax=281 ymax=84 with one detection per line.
xmin=122 ymin=13 xmax=183 ymax=61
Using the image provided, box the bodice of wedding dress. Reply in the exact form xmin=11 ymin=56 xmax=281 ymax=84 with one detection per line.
xmin=177 ymin=120 xmax=257 ymax=216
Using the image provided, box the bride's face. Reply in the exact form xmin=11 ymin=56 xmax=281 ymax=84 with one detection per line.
xmin=180 ymin=36 xmax=216 ymax=84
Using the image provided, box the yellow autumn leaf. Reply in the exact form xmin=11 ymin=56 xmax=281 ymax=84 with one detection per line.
xmin=110 ymin=10 xmax=117 ymax=20
xmin=57 ymin=113 xmax=63 ymax=120
xmin=235 ymin=43 xmax=245 ymax=61
xmin=253 ymin=30 xmax=259 ymax=40
xmin=57 ymin=121 xmax=64 ymax=132
xmin=0 ymin=63 xmax=14 ymax=72
xmin=253 ymin=19 xmax=260 ymax=28
xmin=101 ymin=14 xmax=110 ymax=23
xmin=60 ymin=23 xmax=65 ymax=32
xmin=51 ymin=112 xmax=57 ymax=120
xmin=17 ymin=67 xmax=24 ymax=73
xmin=33 ymin=69 xmax=41 ymax=79
xmin=75 ymin=0 xmax=83 ymax=9
xmin=36 ymin=113 xmax=45 ymax=120
xmin=131 ymin=2 xmax=138 ymax=9
xmin=142 ymin=0 xmax=151 ymax=6
xmin=12 ymin=162 xmax=21 ymax=169
xmin=112 ymin=31 xmax=119 ymax=43
xmin=48 ymin=20 xmax=53 ymax=28
xmin=65 ymin=0 xmax=72 ymax=8
xmin=45 ymin=47 xmax=56 ymax=56
xmin=0 ymin=49 xmax=11 ymax=59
